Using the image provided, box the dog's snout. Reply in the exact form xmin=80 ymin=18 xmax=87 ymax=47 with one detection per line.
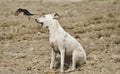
xmin=35 ymin=19 xmax=43 ymax=26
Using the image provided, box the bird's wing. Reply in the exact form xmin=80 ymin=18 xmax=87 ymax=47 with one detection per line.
xmin=14 ymin=8 xmax=36 ymax=16
xmin=14 ymin=9 xmax=22 ymax=16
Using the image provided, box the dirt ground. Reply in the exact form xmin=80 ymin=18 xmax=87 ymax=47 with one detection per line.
xmin=0 ymin=0 xmax=120 ymax=74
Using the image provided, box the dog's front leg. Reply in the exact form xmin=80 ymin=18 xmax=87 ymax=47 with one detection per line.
xmin=60 ymin=49 xmax=65 ymax=72
xmin=50 ymin=49 xmax=56 ymax=69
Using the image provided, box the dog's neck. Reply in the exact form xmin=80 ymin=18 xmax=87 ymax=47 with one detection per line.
xmin=48 ymin=19 xmax=66 ymax=40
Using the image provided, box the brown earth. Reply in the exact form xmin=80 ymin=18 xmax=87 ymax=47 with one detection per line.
xmin=0 ymin=0 xmax=120 ymax=74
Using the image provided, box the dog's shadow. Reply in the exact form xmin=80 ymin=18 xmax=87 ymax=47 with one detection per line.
xmin=55 ymin=57 xmax=71 ymax=70
xmin=54 ymin=56 xmax=81 ymax=72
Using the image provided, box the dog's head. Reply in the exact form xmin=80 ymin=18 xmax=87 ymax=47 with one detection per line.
xmin=35 ymin=13 xmax=59 ymax=28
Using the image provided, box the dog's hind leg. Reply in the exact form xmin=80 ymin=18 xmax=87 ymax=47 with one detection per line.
xmin=72 ymin=50 xmax=86 ymax=70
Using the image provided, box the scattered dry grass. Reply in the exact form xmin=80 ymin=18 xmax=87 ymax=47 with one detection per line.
xmin=0 ymin=0 xmax=120 ymax=74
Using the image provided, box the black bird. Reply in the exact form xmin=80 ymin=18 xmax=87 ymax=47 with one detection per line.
xmin=14 ymin=8 xmax=35 ymax=16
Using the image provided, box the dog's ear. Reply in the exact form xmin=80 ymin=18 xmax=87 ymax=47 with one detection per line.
xmin=53 ymin=13 xmax=59 ymax=19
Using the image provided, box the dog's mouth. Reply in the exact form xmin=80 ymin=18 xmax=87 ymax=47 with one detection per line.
xmin=35 ymin=19 xmax=43 ymax=28
xmin=40 ymin=23 xmax=43 ymax=28
xmin=40 ymin=22 xmax=43 ymax=25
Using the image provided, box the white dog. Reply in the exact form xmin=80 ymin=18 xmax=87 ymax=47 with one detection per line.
xmin=35 ymin=13 xmax=86 ymax=72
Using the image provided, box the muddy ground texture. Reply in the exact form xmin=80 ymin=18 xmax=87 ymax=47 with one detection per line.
xmin=0 ymin=0 xmax=120 ymax=74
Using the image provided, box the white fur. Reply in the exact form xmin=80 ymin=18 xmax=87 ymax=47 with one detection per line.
xmin=35 ymin=13 xmax=86 ymax=72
